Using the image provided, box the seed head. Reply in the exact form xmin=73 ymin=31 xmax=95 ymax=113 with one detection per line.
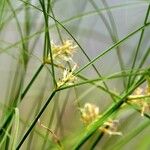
xmin=80 ymin=103 xmax=99 ymax=125
xmin=57 ymin=64 xmax=77 ymax=88
xmin=46 ymin=40 xmax=77 ymax=64
xmin=128 ymin=87 xmax=150 ymax=116
xmin=80 ymin=103 xmax=122 ymax=136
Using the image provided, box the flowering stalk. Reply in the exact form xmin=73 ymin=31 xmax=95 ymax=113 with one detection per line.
xmin=44 ymin=40 xmax=78 ymax=88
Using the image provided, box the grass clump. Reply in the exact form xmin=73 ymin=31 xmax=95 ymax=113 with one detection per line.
xmin=0 ymin=0 xmax=150 ymax=150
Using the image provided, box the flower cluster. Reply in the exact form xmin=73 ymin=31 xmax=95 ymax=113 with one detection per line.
xmin=128 ymin=86 xmax=150 ymax=116
xmin=102 ymin=120 xmax=122 ymax=136
xmin=80 ymin=103 xmax=99 ymax=125
xmin=80 ymin=103 xmax=122 ymax=136
xmin=45 ymin=40 xmax=77 ymax=64
xmin=57 ymin=64 xmax=77 ymax=88
xmin=45 ymin=40 xmax=78 ymax=88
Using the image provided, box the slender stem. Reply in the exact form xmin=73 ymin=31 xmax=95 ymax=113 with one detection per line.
xmin=19 ymin=0 xmax=116 ymax=102
xmin=101 ymin=0 xmax=126 ymax=87
xmin=90 ymin=103 xmax=150 ymax=150
xmin=130 ymin=46 xmax=150 ymax=86
xmin=21 ymin=63 xmax=44 ymax=99
xmin=16 ymin=90 xmax=57 ymax=149
xmin=49 ymin=1 xmax=63 ymax=43
xmin=89 ymin=0 xmax=126 ymax=88
xmin=7 ymin=0 xmax=28 ymax=68
xmin=0 ymin=64 xmax=44 ymax=136
xmin=57 ymin=69 xmax=146 ymax=91
xmin=42 ymin=93 xmax=60 ymax=149
xmin=26 ymin=74 xmax=48 ymax=149
xmin=75 ymin=22 xmax=150 ymax=75
xmin=127 ymin=4 xmax=150 ymax=88
xmin=89 ymin=132 xmax=104 ymax=150
xmin=73 ymin=76 xmax=146 ymax=149
xmin=0 ymin=111 xmax=13 ymax=135
xmin=39 ymin=0 xmax=57 ymax=88
xmin=138 ymin=47 xmax=150 ymax=69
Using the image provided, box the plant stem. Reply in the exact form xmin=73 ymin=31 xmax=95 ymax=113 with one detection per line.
xmin=0 ymin=64 xmax=44 ymax=136
xmin=73 ymin=76 xmax=146 ymax=149
xmin=127 ymin=3 xmax=150 ymax=88
xmin=21 ymin=63 xmax=44 ymax=100
xmin=75 ymin=22 xmax=150 ymax=75
xmin=16 ymin=90 xmax=57 ymax=149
